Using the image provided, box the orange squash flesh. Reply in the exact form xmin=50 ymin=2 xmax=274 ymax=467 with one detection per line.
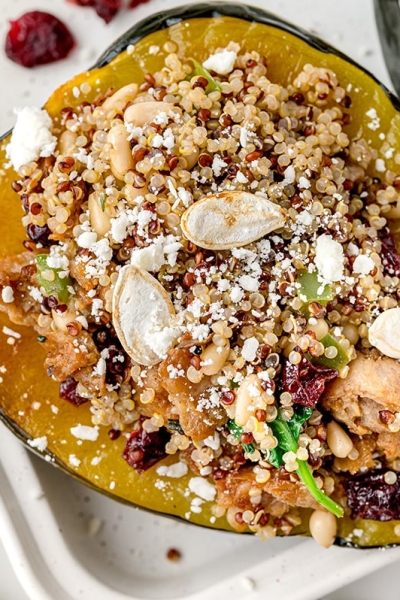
xmin=1 ymin=12 xmax=400 ymax=545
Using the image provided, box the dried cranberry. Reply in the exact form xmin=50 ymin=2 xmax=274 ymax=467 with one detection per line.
xmin=282 ymin=346 xmax=338 ymax=408
xmin=129 ymin=0 xmax=150 ymax=8
xmin=26 ymin=223 xmax=52 ymax=246
xmin=347 ymin=469 xmax=400 ymax=521
xmin=5 ymin=11 xmax=75 ymax=68
xmin=122 ymin=417 xmax=171 ymax=474
xmin=68 ymin=0 xmax=121 ymax=23
xmin=378 ymin=227 xmax=400 ymax=277
xmin=59 ymin=377 xmax=88 ymax=406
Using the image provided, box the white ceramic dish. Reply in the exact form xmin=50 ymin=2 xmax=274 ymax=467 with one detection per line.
xmin=0 ymin=1 xmax=399 ymax=598
xmin=2 ymin=422 xmax=400 ymax=600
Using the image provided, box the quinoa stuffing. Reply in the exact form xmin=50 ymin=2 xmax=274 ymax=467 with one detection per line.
xmin=3 ymin=39 xmax=400 ymax=547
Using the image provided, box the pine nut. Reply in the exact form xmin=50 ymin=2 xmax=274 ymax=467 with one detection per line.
xmin=326 ymin=421 xmax=353 ymax=458
xmin=52 ymin=308 xmax=76 ymax=333
xmin=226 ymin=506 xmax=247 ymax=532
xmin=88 ymin=191 xmax=111 ymax=236
xmin=124 ymin=101 xmax=177 ymax=127
xmin=235 ymin=374 xmax=265 ymax=427
xmin=58 ymin=130 xmax=77 ymax=155
xmin=102 ymin=83 xmax=139 ymax=112
xmin=200 ymin=342 xmax=230 ymax=376
xmin=107 ymin=124 xmax=134 ymax=180
xmin=183 ymin=148 xmax=200 ymax=170
xmin=309 ymin=510 xmax=337 ymax=548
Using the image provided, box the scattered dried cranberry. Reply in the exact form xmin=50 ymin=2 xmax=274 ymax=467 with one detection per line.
xmin=59 ymin=377 xmax=88 ymax=406
xmin=347 ymin=469 xmax=400 ymax=521
xmin=68 ymin=0 xmax=121 ymax=23
xmin=5 ymin=11 xmax=75 ymax=68
xmin=129 ymin=0 xmax=150 ymax=8
xmin=123 ymin=417 xmax=171 ymax=474
xmin=26 ymin=223 xmax=52 ymax=246
xmin=282 ymin=346 xmax=338 ymax=408
xmin=378 ymin=227 xmax=400 ymax=277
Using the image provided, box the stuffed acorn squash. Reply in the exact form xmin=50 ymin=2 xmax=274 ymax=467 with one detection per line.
xmin=2 ymin=2 xmax=400 ymax=547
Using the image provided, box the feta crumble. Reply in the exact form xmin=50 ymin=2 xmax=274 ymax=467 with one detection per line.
xmin=314 ymin=234 xmax=344 ymax=283
xmin=6 ymin=107 xmax=57 ymax=171
xmin=203 ymin=49 xmax=237 ymax=75
xmin=1 ymin=286 xmax=14 ymax=303
xmin=70 ymin=424 xmax=99 ymax=441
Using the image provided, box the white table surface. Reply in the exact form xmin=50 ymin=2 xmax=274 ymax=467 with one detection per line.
xmin=0 ymin=0 xmax=399 ymax=598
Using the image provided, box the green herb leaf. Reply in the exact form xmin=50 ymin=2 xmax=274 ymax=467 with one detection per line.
xmin=37 ymin=335 xmax=47 ymax=343
xmin=287 ymin=405 xmax=313 ymax=440
xmin=268 ymin=406 xmax=312 ymax=467
xmin=167 ymin=419 xmax=184 ymax=434
xmin=188 ymin=58 xmax=222 ymax=92
xmin=99 ymin=192 xmax=106 ymax=212
xmin=35 ymin=254 xmax=73 ymax=304
xmin=227 ymin=419 xmax=255 ymax=454
xmin=269 ymin=411 xmax=343 ymax=518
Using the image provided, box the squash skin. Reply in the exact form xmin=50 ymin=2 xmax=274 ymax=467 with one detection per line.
xmin=1 ymin=2 xmax=400 ymax=546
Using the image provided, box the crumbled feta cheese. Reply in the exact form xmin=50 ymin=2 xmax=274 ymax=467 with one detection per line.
xmin=296 ymin=211 xmax=313 ymax=226
xmin=93 ymin=356 xmax=107 ymax=376
xmin=239 ymin=126 xmax=251 ymax=147
xmin=238 ymin=274 xmax=259 ymax=292
xmin=347 ymin=242 xmax=359 ymax=256
xmin=131 ymin=243 xmax=165 ymax=272
xmin=130 ymin=235 xmax=182 ymax=271
xmin=91 ymin=298 xmax=103 ymax=318
xmin=366 ymin=107 xmax=380 ymax=130
xmin=203 ymin=49 xmax=237 ymax=75
xmin=69 ymin=454 xmax=81 ymax=467
xmin=298 ymin=176 xmax=311 ymax=189
xmin=230 ymin=286 xmax=244 ymax=303
xmin=27 ymin=436 xmax=48 ymax=452
xmin=236 ymin=171 xmax=248 ymax=183
xmin=29 ymin=286 xmax=44 ymax=302
xmin=156 ymin=461 xmax=188 ymax=478
xmin=242 ymin=337 xmax=259 ymax=362
xmin=1 ymin=286 xmax=14 ymax=303
xmin=314 ymin=234 xmax=344 ymax=283
xmin=147 ymin=326 xmax=180 ymax=359
xmin=70 ymin=424 xmax=99 ymax=441
xmin=2 ymin=326 xmax=21 ymax=339
xmin=203 ymin=432 xmax=220 ymax=450
xmin=151 ymin=133 xmax=164 ymax=148
xmin=217 ymin=278 xmax=231 ymax=292
xmin=6 ymin=107 xmax=57 ymax=171
xmin=282 ymin=165 xmax=295 ymax=185
xmin=211 ymin=155 xmax=227 ymax=177
xmin=188 ymin=477 xmax=217 ymax=501
xmin=77 ymin=231 xmax=98 ymax=248
xmin=353 ymin=254 xmax=375 ymax=275
xmin=154 ymin=111 xmax=169 ymax=125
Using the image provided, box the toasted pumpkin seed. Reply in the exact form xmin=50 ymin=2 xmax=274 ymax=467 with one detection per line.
xmin=180 ymin=191 xmax=286 ymax=250
xmin=112 ymin=265 xmax=179 ymax=366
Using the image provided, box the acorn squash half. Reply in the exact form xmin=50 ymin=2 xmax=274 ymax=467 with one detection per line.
xmin=1 ymin=2 xmax=400 ymax=547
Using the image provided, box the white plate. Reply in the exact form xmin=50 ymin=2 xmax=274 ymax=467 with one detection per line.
xmin=2 ymin=423 xmax=400 ymax=600
xmin=0 ymin=1 xmax=398 ymax=598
